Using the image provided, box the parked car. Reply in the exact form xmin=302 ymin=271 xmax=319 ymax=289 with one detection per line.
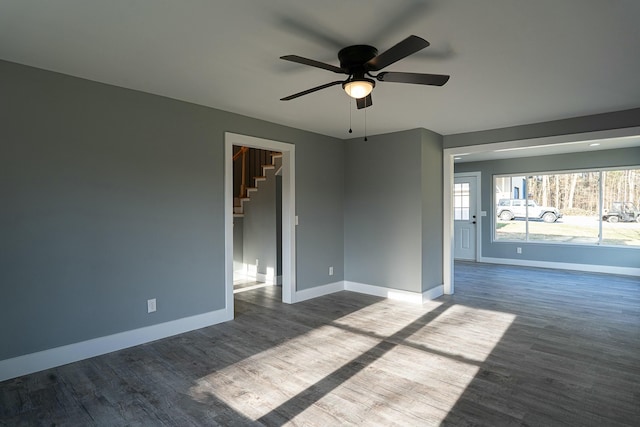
xmin=602 ymin=202 xmax=640 ymax=223
xmin=496 ymin=199 xmax=563 ymax=223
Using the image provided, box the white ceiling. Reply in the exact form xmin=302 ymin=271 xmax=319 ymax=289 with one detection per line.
xmin=1 ymin=0 xmax=640 ymax=141
xmin=453 ymin=133 xmax=640 ymax=163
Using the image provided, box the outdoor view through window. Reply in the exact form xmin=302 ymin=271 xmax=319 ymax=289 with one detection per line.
xmin=494 ymin=168 xmax=640 ymax=246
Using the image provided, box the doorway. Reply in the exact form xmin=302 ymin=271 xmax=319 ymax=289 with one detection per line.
xmin=225 ymin=133 xmax=296 ymax=318
xmin=454 ymin=173 xmax=481 ymax=261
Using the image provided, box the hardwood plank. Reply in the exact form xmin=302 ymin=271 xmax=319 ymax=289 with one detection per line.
xmin=1 ymin=261 xmax=639 ymax=425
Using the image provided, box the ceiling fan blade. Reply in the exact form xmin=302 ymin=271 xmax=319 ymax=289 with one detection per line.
xmin=365 ymin=1 xmax=430 ymax=46
xmin=280 ymin=80 xmax=345 ymax=101
xmin=356 ymin=94 xmax=373 ymax=109
xmin=376 ymin=71 xmax=450 ymax=86
xmin=278 ymin=16 xmax=347 ymax=50
xmin=365 ymin=35 xmax=430 ymax=71
xmin=280 ymin=55 xmax=345 ymax=74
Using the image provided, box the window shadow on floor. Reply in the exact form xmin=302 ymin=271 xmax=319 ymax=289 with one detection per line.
xmin=440 ymin=261 xmax=640 ymax=425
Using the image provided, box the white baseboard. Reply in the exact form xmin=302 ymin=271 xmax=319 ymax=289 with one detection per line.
xmin=479 ymin=257 xmax=640 ymax=277
xmin=422 ymin=285 xmax=444 ymax=302
xmin=294 ymin=281 xmax=344 ymax=302
xmin=255 ymin=272 xmax=281 ymax=285
xmin=1 ymin=277 xmax=445 ymax=382
xmin=293 ymin=279 xmax=446 ymax=305
xmin=236 ymin=271 xmax=281 ymax=285
xmin=344 ymin=281 xmax=444 ymax=304
xmin=0 ymin=307 xmax=232 ymax=382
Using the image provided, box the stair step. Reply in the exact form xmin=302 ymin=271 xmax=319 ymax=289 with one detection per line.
xmin=233 ymin=150 xmax=283 ymax=216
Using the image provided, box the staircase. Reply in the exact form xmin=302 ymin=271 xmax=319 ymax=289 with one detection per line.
xmin=233 ymin=147 xmax=282 ymax=217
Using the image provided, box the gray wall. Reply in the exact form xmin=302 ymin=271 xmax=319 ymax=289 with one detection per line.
xmin=455 ymin=148 xmax=640 ymax=268
xmin=295 ymin=132 xmax=345 ymax=290
xmin=0 ymin=59 xmax=345 ymax=361
xmin=421 ymin=129 xmax=444 ymax=292
xmin=344 ymin=129 xmax=443 ymax=293
xmin=233 ymin=217 xmax=244 ymax=273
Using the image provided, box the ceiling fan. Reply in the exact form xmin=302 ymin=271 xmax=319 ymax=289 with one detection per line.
xmin=280 ymin=35 xmax=450 ymax=109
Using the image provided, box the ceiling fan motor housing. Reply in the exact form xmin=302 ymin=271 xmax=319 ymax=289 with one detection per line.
xmin=338 ymin=45 xmax=378 ymax=75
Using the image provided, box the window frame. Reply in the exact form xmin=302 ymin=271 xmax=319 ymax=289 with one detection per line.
xmin=492 ymin=165 xmax=640 ymax=248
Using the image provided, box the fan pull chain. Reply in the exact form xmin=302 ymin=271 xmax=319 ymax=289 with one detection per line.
xmin=364 ymin=106 xmax=368 ymax=141
xmin=348 ymin=97 xmax=353 ymax=134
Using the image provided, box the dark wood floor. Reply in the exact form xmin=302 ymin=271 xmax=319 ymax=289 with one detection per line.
xmin=2 ymin=262 xmax=639 ymax=426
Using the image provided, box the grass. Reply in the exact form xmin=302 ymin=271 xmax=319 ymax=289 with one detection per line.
xmin=495 ymin=217 xmax=640 ymax=246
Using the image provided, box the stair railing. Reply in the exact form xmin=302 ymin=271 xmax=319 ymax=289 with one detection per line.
xmin=232 ymin=146 xmax=249 ymax=198
xmin=233 ymin=147 xmax=281 ymax=202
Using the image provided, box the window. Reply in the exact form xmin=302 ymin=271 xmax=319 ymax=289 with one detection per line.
xmin=454 ymin=182 xmax=470 ymax=220
xmin=494 ymin=167 xmax=640 ymax=247
xmin=602 ymin=169 xmax=640 ymax=246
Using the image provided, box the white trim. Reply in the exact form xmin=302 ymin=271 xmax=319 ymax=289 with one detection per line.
xmin=256 ymin=272 xmax=279 ymax=285
xmin=443 ymin=152 xmax=455 ymax=294
xmin=422 ymin=285 xmax=444 ymax=302
xmin=225 ymin=133 xmax=296 ymax=308
xmin=479 ymin=256 xmax=640 ymax=277
xmin=294 ymin=281 xmax=344 ymax=302
xmin=0 ymin=308 xmax=231 ymax=382
xmin=225 ymin=140 xmax=235 ymax=317
xmin=294 ymin=280 xmax=446 ymax=304
xmin=344 ymin=281 xmax=444 ymax=304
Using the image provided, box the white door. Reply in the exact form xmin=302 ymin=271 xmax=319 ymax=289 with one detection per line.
xmin=454 ymin=175 xmax=478 ymax=260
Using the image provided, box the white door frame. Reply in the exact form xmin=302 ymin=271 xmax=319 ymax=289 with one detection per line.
xmin=225 ymin=133 xmax=296 ymax=316
xmin=454 ymin=172 xmax=482 ymax=262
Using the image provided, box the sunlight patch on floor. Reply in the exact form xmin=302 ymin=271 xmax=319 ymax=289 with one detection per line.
xmin=233 ymin=282 xmax=274 ymax=294
xmin=188 ymin=300 xmax=515 ymax=423
xmin=330 ymin=298 xmax=444 ymax=338
xmin=404 ymin=304 xmax=517 ymax=363
xmin=188 ymin=322 xmax=382 ymax=420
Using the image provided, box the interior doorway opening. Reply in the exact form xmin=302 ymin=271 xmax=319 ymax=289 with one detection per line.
xmin=443 ymin=126 xmax=640 ymax=295
xmin=225 ymin=133 xmax=296 ymax=318
xmin=231 ymin=145 xmax=283 ymax=293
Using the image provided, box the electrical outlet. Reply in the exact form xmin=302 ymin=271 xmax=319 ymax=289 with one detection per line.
xmin=329 ymin=266 xmax=334 ymax=276
xmin=516 ymin=247 xmax=522 ymax=254
xmin=147 ymin=298 xmax=157 ymax=313
xmin=256 ymin=258 xmax=259 ymax=267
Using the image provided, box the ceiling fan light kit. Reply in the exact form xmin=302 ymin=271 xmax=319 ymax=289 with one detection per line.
xmin=280 ymin=35 xmax=450 ymax=109
xmin=343 ymin=78 xmax=375 ymax=99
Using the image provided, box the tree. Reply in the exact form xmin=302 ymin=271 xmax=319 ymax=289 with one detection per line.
xmin=567 ymin=174 xmax=579 ymax=209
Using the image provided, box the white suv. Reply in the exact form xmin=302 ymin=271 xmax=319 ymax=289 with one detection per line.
xmin=497 ymin=199 xmax=562 ymax=223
